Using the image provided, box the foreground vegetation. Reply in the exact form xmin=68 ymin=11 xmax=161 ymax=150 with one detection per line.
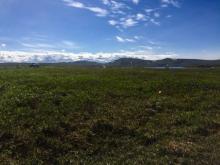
xmin=0 ymin=67 xmax=219 ymax=164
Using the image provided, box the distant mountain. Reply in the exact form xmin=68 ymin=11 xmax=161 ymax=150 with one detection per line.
xmin=108 ymin=58 xmax=220 ymax=68
xmin=38 ymin=61 xmax=102 ymax=67
xmin=41 ymin=61 xmax=102 ymax=67
xmin=0 ymin=58 xmax=220 ymax=68
xmin=69 ymin=60 xmax=101 ymax=66
xmin=108 ymin=58 xmax=153 ymax=67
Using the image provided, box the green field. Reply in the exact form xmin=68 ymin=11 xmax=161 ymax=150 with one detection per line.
xmin=0 ymin=67 xmax=220 ymax=164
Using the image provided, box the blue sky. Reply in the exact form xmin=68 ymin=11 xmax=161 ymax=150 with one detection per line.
xmin=0 ymin=0 xmax=219 ymax=62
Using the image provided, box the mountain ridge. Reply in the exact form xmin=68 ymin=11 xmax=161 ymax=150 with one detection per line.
xmin=0 ymin=58 xmax=220 ymax=67
xmin=107 ymin=58 xmax=220 ymax=67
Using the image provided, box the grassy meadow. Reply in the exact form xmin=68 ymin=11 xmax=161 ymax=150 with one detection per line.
xmin=0 ymin=67 xmax=220 ymax=164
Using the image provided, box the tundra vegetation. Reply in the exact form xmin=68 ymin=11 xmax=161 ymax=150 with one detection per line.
xmin=0 ymin=67 xmax=219 ymax=164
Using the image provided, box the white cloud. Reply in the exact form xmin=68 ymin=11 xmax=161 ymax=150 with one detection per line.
xmin=154 ymin=12 xmax=160 ymax=18
xmin=115 ymin=35 xmax=142 ymax=43
xmin=21 ymin=43 xmax=55 ymax=49
xmin=134 ymin=36 xmax=142 ymax=40
xmin=161 ymin=0 xmax=180 ymax=8
xmin=161 ymin=4 xmax=168 ymax=8
xmin=116 ymin=36 xmax=125 ymax=42
xmin=104 ymin=0 xmax=127 ymax=10
xmin=86 ymin=7 xmax=108 ymax=17
xmin=63 ymin=0 xmax=108 ymax=17
xmin=132 ymin=0 xmax=139 ymax=5
xmin=62 ymin=0 xmax=180 ymax=30
xmin=102 ymin=0 xmax=110 ymax=5
xmin=64 ymin=0 xmax=84 ymax=8
xmin=121 ymin=18 xmax=138 ymax=28
xmin=102 ymin=0 xmax=128 ymax=16
xmin=136 ymin=13 xmax=146 ymax=21
xmin=21 ymin=40 xmax=79 ymax=50
xmin=150 ymin=19 xmax=160 ymax=26
xmin=116 ymin=36 xmax=136 ymax=43
xmin=0 ymin=50 xmax=177 ymax=63
xmin=1 ymin=43 xmax=6 ymax=48
xmin=145 ymin=8 xmax=158 ymax=14
xmin=139 ymin=45 xmax=153 ymax=50
xmin=61 ymin=40 xmax=77 ymax=48
xmin=148 ymin=40 xmax=158 ymax=45
xmin=108 ymin=20 xmax=118 ymax=26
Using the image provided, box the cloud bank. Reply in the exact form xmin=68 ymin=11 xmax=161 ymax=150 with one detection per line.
xmin=0 ymin=50 xmax=177 ymax=63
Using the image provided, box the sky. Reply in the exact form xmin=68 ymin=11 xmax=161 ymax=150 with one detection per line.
xmin=0 ymin=0 xmax=220 ymax=63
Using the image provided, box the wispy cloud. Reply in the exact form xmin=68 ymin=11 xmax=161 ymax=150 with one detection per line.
xmin=121 ymin=18 xmax=138 ymax=28
xmin=64 ymin=0 xmax=84 ymax=8
xmin=154 ymin=12 xmax=160 ymax=18
xmin=102 ymin=0 xmax=127 ymax=11
xmin=161 ymin=0 xmax=181 ymax=8
xmin=150 ymin=18 xmax=160 ymax=26
xmin=109 ymin=17 xmax=139 ymax=28
xmin=0 ymin=43 xmax=6 ymax=48
xmin=116 ymin=36 xmax=136 ymax=43
xmin=62 ymin=0 xmax=180 ymax=31
xmin=139 ymin=45 xmax=153 ymax=50
xmin=132 ymin=0 xmax=140 ymax=5
xmin=108 ymin=20 xmax=118 ymax=26
xmin=21 ymin=43 xmax=55 ymax=49
xmin=136 ymin=13 xmax=146 ymax=21
xmin=63 ymin=0 xmax=108 ymax=17
xmin=20 ymin=40 xmax=79 ymax=51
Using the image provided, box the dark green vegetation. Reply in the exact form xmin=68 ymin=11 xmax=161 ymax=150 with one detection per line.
xmin=109 ymin=58 xmax=220 ymax=68
xmin=0 ymin=67 xmax=220 ymax=164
